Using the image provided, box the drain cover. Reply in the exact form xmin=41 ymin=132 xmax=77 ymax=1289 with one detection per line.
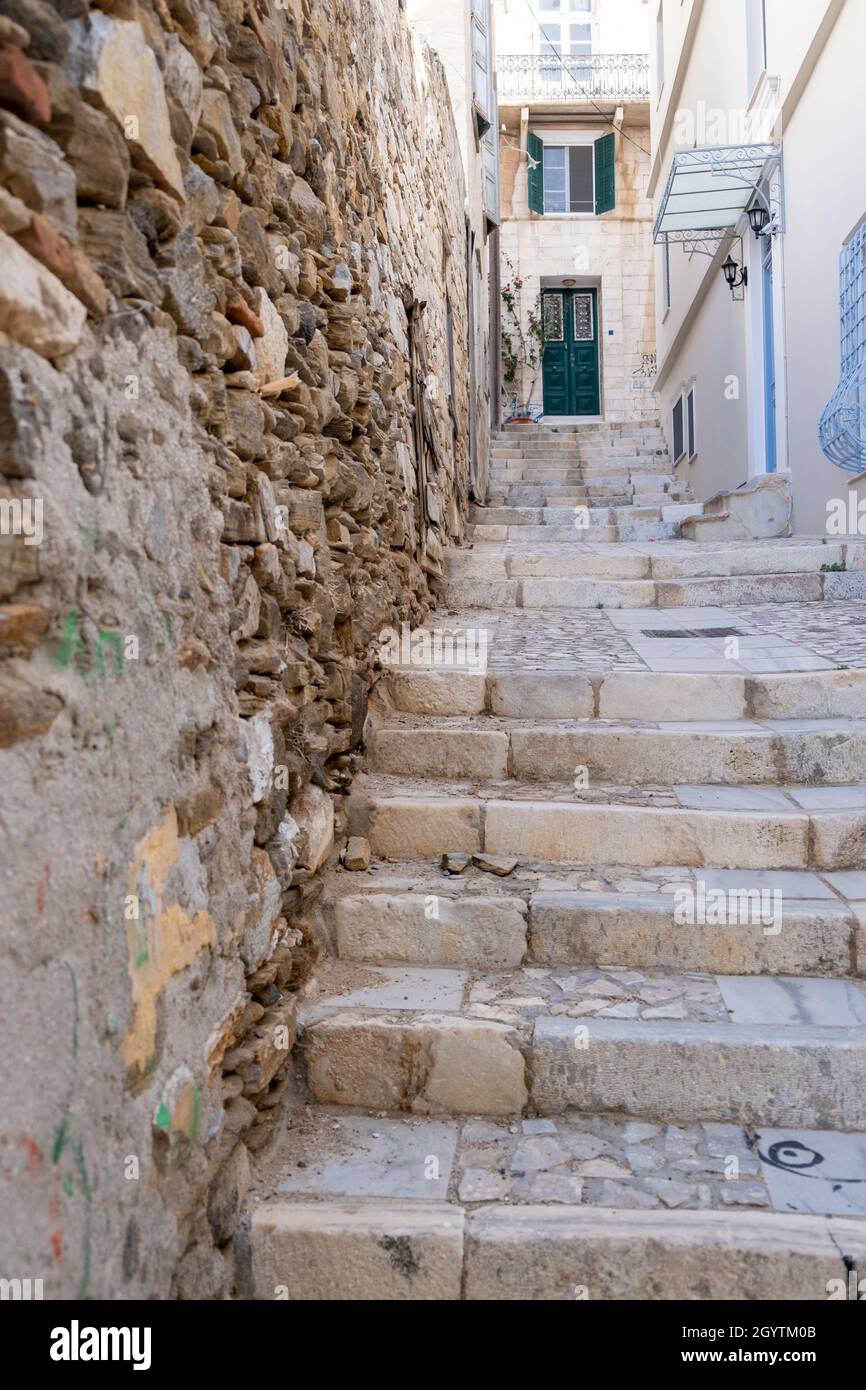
xmin=641 ymin=627 xmax=744 ymax=639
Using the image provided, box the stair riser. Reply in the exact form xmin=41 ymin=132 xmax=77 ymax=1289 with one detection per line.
xmin=249 ymin=1205 xmax=863 ymax=1302
xmin=529 ymin=893 xmax=856 ymax=976
xmin=447 ymin=545 xmax=840 ymax=581
xmin=382 ymin=669 xmax=866 ymax=721
xmin=303 ymin=1014 xmax=529 ymax=1116
xmin=333 ymin=891 xmax=857 ymax=977
xmin=369 ymin=725 xmax=866 ymax=787
xmin=532 ymin=1016 xmax=866 ymax=1128
xmin=464 ymin=1208 xmax=865 ymax=1301
xmin=441 ymin=573 xmax=829 ymax=609
xmin=361 ymin=796 xmax=866 ymax=870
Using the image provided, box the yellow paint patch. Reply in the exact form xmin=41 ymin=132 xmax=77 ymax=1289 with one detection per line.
xmin=122 ymin=806 xmax=216 ymax=1077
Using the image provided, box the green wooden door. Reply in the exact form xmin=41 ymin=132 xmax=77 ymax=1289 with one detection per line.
xmin=541 ymin=288 xmax=600 ymax=416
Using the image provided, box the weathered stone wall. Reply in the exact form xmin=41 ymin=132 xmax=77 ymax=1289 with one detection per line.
xmin=0 ymin=0 xmax=470 ymax=1298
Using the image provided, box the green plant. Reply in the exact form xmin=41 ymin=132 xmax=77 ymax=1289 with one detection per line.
xmin=500 ymin=256 xmax=546 ymax=408
xmin=820 ymin=561 xmax=846 ymax=572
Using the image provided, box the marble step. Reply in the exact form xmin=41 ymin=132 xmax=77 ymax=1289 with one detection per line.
xmin=445 ymin=540 xmax=854 ymax=580
xmin=297 ymin=962 xmax=866 ymax=1127
xmin=368 ymin=717 xmax=866 ymax=786
xmin=332 ymin=875 xmax=862 ymax=975
xmin=471 ymin=522 xmax=683 ymax=542
xmin=244 ymin=1112 xmax=866 ymax=1299
xmin=441 ymin=570 xmax=857 ymax=610
xmin=381 ymin=667 xmax=866 ymax=722
xmin=348 ymin=776 xmax=866 ymax=870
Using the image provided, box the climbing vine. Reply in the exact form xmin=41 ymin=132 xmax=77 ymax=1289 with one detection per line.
xmin=500 ymin=257 xmax=547 ymax=408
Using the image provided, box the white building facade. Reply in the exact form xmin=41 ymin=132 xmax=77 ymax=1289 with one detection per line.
xmin=650 ymin=0 xmax=866 ymax=534
xmin=494 ymin=0 xmax=658 ymax=424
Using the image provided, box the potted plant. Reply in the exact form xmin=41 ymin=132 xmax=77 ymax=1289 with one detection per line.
xmin=501 ymin=259 xmax=545 ymax=422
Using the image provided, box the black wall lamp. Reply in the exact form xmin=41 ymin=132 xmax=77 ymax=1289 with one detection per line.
xmin=747 ymin=203 xmax=770 ymax=237
xmin=721 ymin=251 xmax=748 ymax=300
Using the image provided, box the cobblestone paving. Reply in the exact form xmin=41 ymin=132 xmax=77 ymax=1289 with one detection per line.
xmin=469 ymin=965 xmax=730 ymax=1024
xmin=737 ymin=602 xmax=866 ymax=668
xmin=454 ymin=1114 xmax=768 ymax=1209
xmin=430 ymin=602 xmax=866 ymax=671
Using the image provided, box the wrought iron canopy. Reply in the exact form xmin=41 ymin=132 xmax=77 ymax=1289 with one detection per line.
xmin=653 ymin=144 xmax=780 ymax=249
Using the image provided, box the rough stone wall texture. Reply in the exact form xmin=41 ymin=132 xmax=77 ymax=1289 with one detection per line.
xmin=0 ymin=0 xmax=470 ymax=1298
xmin=499 ymin=120 xmax=658 ymax=421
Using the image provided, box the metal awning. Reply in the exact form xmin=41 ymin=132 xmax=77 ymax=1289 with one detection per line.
xmin=653 ymin=144 xmax=779 ymax=248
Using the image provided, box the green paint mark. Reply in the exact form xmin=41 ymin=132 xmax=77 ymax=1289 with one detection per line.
xmin=95 ymin=630 xmax=124 ymax=681
xmin=145 ymin=1055 xmax=158 ymax=1074
xmin=133 ymin=924 xmax=149 ymax=968
xmin=53 ymin=609 xmax=84 ymax=673
xmin=62 ymin=1172 xmax=74 ymax=1197
xmin=154 ymin=1103 xmax=171 ymax=1131
xmin=52 ymin=963 xmax=79 ymax=1164
xmin=73 ymin=1138 xmax=92 ymax=1301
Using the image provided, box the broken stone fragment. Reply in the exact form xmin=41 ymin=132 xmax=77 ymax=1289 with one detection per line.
xmin=226 ymin=295 xmax=264 ymax=338
xmin=0 ymin=110 xmax=77 ymax=242
xmin=0 ymin=601 xmax=48 ymax=651
xmin=471 ymin=853 xmax=519 ymax=877
xmin=0 ymin=39 xmax=50 ymax=123
xmin=0 ymin=229 xmax=85 ymax=357
xmin=14 ymin=213 xmax=108 ymax=317
xmin=0 ymin=670 xmax=62 ymax=747
xmin=67 ymin=13 xmax=185 ymax=200
xmin=342 ymin=836 xmax=370 ymax=871
xmin=78 ymin=208 xmax=161 ymax=303
xmin=253 ymin=289 xmax=289 ymax=387
xmin=441 ymin=852 xmax=471 ymax=875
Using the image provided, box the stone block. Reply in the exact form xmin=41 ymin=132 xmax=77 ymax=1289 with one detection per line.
xmin=249 ymin=1201 xmax=464 ymax=1300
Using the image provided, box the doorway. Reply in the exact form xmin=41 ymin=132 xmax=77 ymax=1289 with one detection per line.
xmin=541 ymin=287 xmax=601 ymax=416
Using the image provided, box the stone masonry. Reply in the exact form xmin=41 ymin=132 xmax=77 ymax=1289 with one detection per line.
xmin=0 ymin=0 xmax=473 ymax=1298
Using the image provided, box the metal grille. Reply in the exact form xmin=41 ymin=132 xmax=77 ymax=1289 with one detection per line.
xmin=542 ymin=293 xmax=564 ymax=341
xmin=819 ymin=217 xmax=866 ymax=472
xmin=573 ymin=294 xmax=593 ymax=340
xmin=497 ymin=52 xmax=650 ymax=104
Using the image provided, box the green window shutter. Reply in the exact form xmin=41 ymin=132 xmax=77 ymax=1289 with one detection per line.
xmin=594 ymin=131 xmax=616 ymax=214
xmin=527 ymin=131 xmax=544 ymax=215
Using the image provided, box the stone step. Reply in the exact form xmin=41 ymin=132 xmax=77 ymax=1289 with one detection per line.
xmin=445 ymin=540 xmax=853 ymax=581
xmin=441 ymin=570 xmax=848 ymax=610
xmin=332 ymin=874 xmax=861 ymax=975
xmin=368 ymin=717 xmax=866 ymax=786
xmin=350 ymin=777 xmax=866 ymax=870
xmin=245 ymin=1112 xmax=866 ymax=1299
xmin=298 ymin=962 xmax=866 ymax=1126
xmin=381 ymin=667 xmax=866 ymax=722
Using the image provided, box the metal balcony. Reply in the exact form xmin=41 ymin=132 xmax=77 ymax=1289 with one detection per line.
xmin=496 ymin=52 xmax=650 ymax=105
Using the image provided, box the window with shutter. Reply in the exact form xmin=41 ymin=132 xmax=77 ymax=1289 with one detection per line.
xmin=672 ymin=396 xmax=684 ymax=462
xmin=527 ymin=131 xmax=544 ymax=215
xmin=593 ymin=131 xmax=615 ymax=214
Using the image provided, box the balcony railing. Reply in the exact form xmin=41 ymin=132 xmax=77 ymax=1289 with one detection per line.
xmin=496 ymin=53 xmax=650 ymax=104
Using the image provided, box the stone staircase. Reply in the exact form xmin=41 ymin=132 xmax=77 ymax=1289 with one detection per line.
xmin=241 ymin=424 xmax=866 ymax=1301
xmin=477 ymin=422 xmax=702 ymax=543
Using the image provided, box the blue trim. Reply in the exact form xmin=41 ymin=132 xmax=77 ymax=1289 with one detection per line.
xmin=762 ymin=236 xmax=777 ymax=472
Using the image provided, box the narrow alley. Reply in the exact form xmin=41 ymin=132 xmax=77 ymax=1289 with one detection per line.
xmin=1 ymin=0 xmax=866 ymax=1324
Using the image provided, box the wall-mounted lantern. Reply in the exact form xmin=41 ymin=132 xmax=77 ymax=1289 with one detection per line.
xmin=721 ymin=252 xmax=748 ymax=300
xmin=747 ymin=203 xmax=770 ymax=238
